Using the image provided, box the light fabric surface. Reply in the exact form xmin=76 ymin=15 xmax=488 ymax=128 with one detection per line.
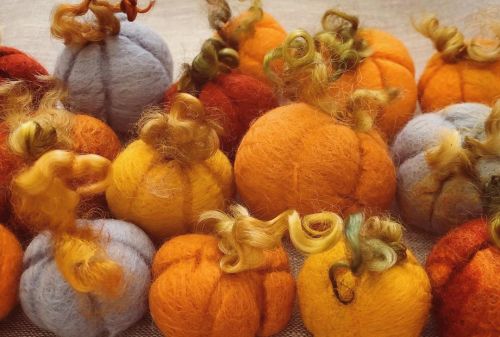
xmin=0 ymin=0 xmax=497 ymax=336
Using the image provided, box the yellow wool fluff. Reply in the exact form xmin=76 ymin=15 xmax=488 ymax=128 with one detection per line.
xmin=106 ymin=140 xmax=233 ymax=241
xmin=298 ymin=240 xmax=431 ymax=337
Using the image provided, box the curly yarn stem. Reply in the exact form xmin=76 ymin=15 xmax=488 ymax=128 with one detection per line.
xmin=329 ymin=213 xmax=407 ymax=305
xmin=207 ymin=0 xmax=232 ymax=31
xmin=321 ymin=9 xmax=359 ymax=37
xmin=8 ymin=121 xmax=58 ymax=161
xmin=415 ymin=15 xmax=500 ymax=63
xmin=225 ymin=0 xmax=264 ymax=47
xmin=465 ymin=100 xmax=500 ymax=157
xmin=51 ymin=0 xmax=155 ymax=45
xmin=484 ymin=176 xmax=500 ymax=247
xmin=140 ymin=93 xmax=221 ymax=163
xmin=178 ymin=38 xmax=239 ymax=94
xmin=199 ymin=204 xmax=344 ymax=274
xmin=347 ymin=88 xmax=399 ymax=132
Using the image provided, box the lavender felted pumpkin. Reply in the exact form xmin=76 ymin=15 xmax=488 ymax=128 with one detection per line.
xmin=52 ymin=0 xmax=173 ymax=137
xmin=392 ymin=101 xmax=500 ymax=234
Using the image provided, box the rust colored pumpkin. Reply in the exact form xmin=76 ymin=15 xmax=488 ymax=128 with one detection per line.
xmin=416 ymin=15 xmax=500 ymax=113
xmin=0 ymin=46 xmax=47 ymax=83
xmin=149 ymin=234 xmax=295 ymax=337
xmin=0 ymin=223 xmax=23 ymax=319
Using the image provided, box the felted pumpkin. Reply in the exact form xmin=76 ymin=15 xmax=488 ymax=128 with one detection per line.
xmin=392 ymin=101 xmax=500 ymax=234
xmin=298 ymin=213 xmax=432 ymax=337
xmin=235 ymin=78 xmax=397 ymax=220
xmin=165 ymin=39 xmax=278 ymax=158
xmin=0 ymin=80 xmax=121 ymax=222
xmin=107 ymin=93 xmax=233 ymax=242
xmin=426 ymin=176 xmax=500 ymax=337
xmin=416 ymin=15 xmax=500 ymax=112
xmin=0 ymin=223 xmax=23 ymax=320
xmin=150 ymin=204 xmax=343 ymax=337
xmin=0 ymin=45 xmax=47 ymax=84
xmin=52 ymin=0 xmax=173 ymax=137
xmin=11 ymin=150 xmax=155 ymax=337
xmin=207 ymin=0 xmax=286 ymax=82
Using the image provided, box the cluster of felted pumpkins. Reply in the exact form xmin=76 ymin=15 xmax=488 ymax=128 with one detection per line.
xmin=0 ymin=1 xmax=499 ymax=337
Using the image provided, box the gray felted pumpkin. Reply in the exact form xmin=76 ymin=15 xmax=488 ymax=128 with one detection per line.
xmin=52 ymin=0 xmax=173 ymax=137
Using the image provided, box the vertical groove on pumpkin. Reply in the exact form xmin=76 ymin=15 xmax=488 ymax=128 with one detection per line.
xmin=180 ymin=167 xmax=193 ymax=234
xmin=99 ymin=43 xmax=112 ymax=125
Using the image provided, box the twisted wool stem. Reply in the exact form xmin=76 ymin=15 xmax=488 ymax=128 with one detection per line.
xmin=414 ymin=15 xmax=500 ymax=63
xmin=465 ymin=100 xmax=500 ymax=157
xmin=198 ymin=204 xmax=344 ymax=273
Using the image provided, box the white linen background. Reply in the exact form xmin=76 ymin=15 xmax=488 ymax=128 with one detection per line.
xmin=0 ymin=0 xmax=498 ymax=336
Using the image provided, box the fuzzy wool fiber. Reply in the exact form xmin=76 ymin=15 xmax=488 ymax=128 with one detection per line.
xmin=298 ymin=240 xmax=431 ymax=337
xmin=54 ymin=14 xmax=173 ymax=137
xmin=0 ymin=224 xmax=23 ymax=320
xmin=106 ymin=140 xmax=233 ymax=242
xmin=235 ymin=102 xmax=396 ymax=220
xmin=149 ymin=234 xmax=295 ymax=337
xmin=20 ymin=219 xmax=155 ymax=337
xmin=392 ymin=103 xmax=499 ymax=234
xmin=426 ymin=219 xmax=500 ymax=337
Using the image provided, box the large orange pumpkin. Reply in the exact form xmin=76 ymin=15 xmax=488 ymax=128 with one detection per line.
xmin=0 ymin=223 xmax=23 ymax=319
xmin=416 ymin=15 xmax=500 ymax=112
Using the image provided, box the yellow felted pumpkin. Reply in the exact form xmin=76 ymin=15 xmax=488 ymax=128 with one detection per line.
xmin=298 ymin=214 xmax=432 ymax=337
xmin=208 ymin=0 xmax=286 ymax=82
xmin=416 ymin=15 xmax=500 ymax=112
xmin=107 ymin=94 xmax=233 ymax=242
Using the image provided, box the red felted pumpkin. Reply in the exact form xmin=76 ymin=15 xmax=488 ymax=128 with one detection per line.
xmin=0 ymin=46 xmax=47 ymax=83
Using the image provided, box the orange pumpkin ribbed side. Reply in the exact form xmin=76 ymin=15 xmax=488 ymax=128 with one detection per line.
xmin=418 ymin=53 xmax=500 ymax=113
xmin=0 ymin=123 xmax=22 ymax=221
xmin=234 ymin=103 xmax=396 ymax=220
xmin=0 ymin=223 xmax=23 ymax=320
xmin=328 ymin=29 xmax=417 ymax=140
xmin=150 ymin=234 xmax=295 ymax=337
xmin=222 ymin=12 xmax=287 ymax=82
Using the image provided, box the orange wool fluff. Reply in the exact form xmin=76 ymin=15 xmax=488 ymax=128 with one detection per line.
xmin=0 ymin=224 xmax=23 ymax=320
xmin=235 ymin=103 xmax=396 ymax=220
xmin=149 ymin=234 xmax=295 ymax=337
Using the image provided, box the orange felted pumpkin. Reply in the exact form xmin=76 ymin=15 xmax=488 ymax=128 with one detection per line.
xmin=235 ymin=89 xmax=397 ymax=220
xmin=149 ymin=204 xmax=343 ymax=337
xmin=0 ymin=223 xmax=23 ymax=320
xmin=207 ymin=0 xmax=286 ymax=82
xmin=416 ymin=15 xmax=500 ymax=112
xmin=165 ymin=39 xmax=277 ymax=158
xmin=426 ymin=176 xmax=500 ymax=337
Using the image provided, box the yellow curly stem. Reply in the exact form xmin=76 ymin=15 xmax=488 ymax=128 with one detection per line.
xmin=199 ymin=204 xmax=344 ymax=273
xmin=140 ymin=93 xmax=221 ymax=163
xmin=415 ymin=15 xmax=500 ymax=63
xmin=11 ymin=150 xmax=123 ymax=298
xmin=465 ymin=100 xmax=500 ymax=157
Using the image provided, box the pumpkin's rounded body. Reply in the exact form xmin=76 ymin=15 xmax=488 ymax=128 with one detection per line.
xmin=298 ymin=240 xmax=431 ymax=337
xmin=106 ymin=140 xmax=233 ymax=241
xmin=0 ymin=224 xmax=23 ymax=320
xmin=419 ymin=53 xmax=500 ymax=113
xmin=20 ymin=219 xmax=155 ymax=337
xmin=222 ymin=12 xmax=286 ymax=82
xmin=150 ymin=234 xmax=295 ymax=337
xmin=0 ymin=46 xmax=47 ymax=83
xmin=392 ymin=103 xmax=500 ymax=234
xmin=165 ymin=72 xmax=277 ymax=157
xmin=426 ymin=219 xmax=500 ymax=337
xmin=327 ymin=29 xmax=417 ymax=140
xmin=54 ymin=15 xmax=173 ymax=137
xmin=235 ymin=103 xmax=396 ymax=220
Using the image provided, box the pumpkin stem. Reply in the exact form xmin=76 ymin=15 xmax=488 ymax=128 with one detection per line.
xmin=51 ymin=0 xmax=155 ymax=45
xmin=464 ymin=100 xmax=500 ymax=157
xmin=484 ymin=176 xmax=500 ymax=247
xmin=139 ymin=93 xmax=222 ymax=163
xmin=207 ymin=0 xmax=232 ymax=31
xmin=414 ymin=15 xmax=500 ymax=63
xmin=329 ymin=213 xmax=407 ymax=305
xmin=198 ymin=204 xmax=344 ymax=273
xmin=347 ymin=88 xmax=399 ymax=132
xmin=178 ymin=38 xmax=239 ymax=95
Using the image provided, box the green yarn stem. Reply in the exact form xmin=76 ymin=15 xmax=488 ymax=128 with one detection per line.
xmin=321 ymin=9 xmax=359 ymax=39
xmin=178 ymin=38 xmax=239 ymax=94
xmin=207 ymin=0 xmax=232 ymax=31
xmin=227 ymin=0 xmax=264 ymax=47
xmin=484 ymin=175 xmax=500 ymax=247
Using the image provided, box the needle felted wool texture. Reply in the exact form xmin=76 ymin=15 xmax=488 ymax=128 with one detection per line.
xmin=298 ymin=214 xmax=432 ymax=337
xmin=392 ymin=102 xmax=500 ymax=234
xmin=164 ymin=38 xmax=278 ymax=158
xmin=54 ymin=8 xmax=173 ymax=137
xmin=149 ymin=204 xmax=344 ymax=337
xmin=416 ymin=15 xmax=500 ymax=113
xmin=0 ymin=224 xmax=23 ymax=320
xmin=0 ymin=46 xmax=48 ymax=84
xmin=106 ymin=93 xmax=233 ymax=242
xmin=235 ymin=100 xmax=396 ymax=220
xmin=426 ymin=218 xmax=500 ymax=337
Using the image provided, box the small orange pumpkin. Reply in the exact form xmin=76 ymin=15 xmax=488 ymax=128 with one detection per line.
xmin=416 ymin=15 xmax=500 ymax=112
xmin=0 ymin=223 xmax=23 ymax=320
